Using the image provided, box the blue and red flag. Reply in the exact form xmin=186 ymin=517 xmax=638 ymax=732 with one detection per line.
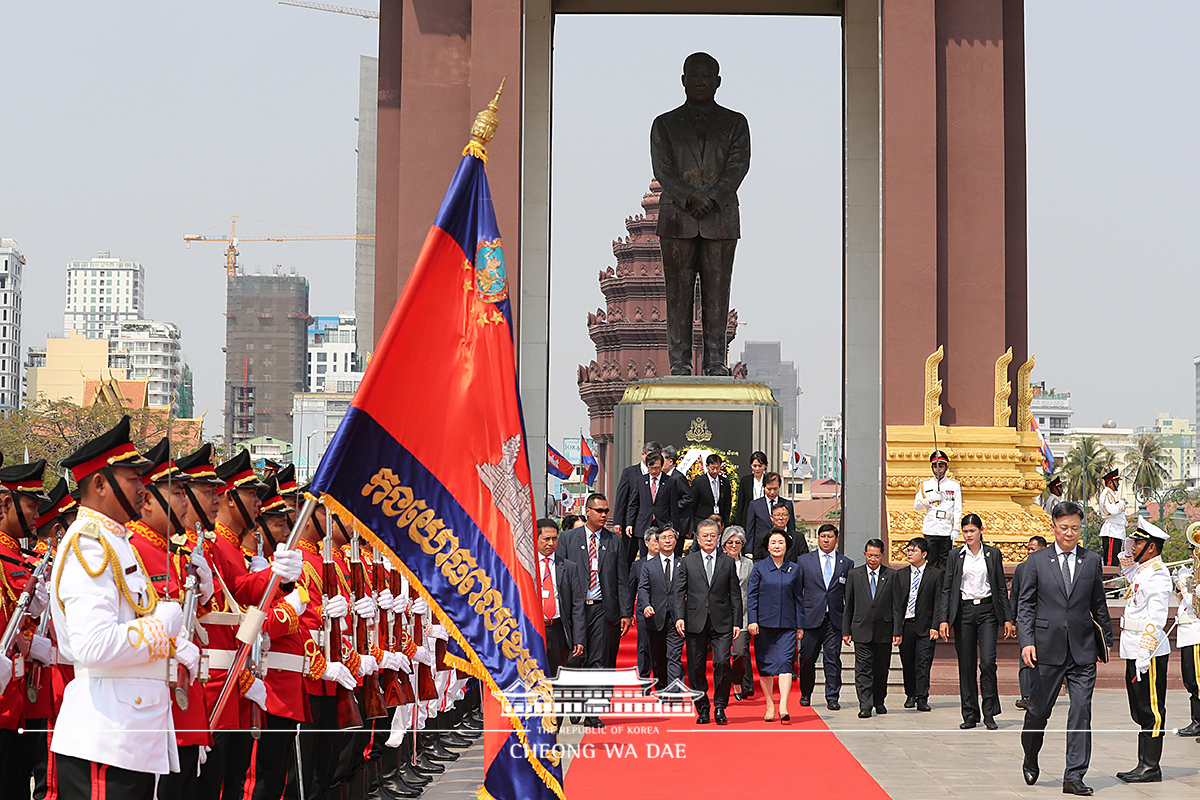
xmin=546 ymin=445 xmax=573 ymax=482
xmin=311 ymin=151 xmax=563 ymax=800
xmin=579 ymin=436 xmax=598 ymax=488
xmin=1031 ymin=416 xmax=1055 ymax=474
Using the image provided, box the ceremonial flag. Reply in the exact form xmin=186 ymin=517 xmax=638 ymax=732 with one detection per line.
xmin=1031 ymin=416 xmax=1054 ymax=473
xmin=579 ymin=435 xmax=598 ymax=488
xmin=311 ymin=88 xmax=563 ymax=800
xmin=546 ymin=445 xmax=573 ymax=481
xmin=789 ymin=437 xmax=813 ymax=479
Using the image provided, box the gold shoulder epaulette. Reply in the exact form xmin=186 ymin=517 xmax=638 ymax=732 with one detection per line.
xmin=77 ymin=521 xmax=102 ymax=540
xmin=204 ymin=530 xmax=217 ymax=541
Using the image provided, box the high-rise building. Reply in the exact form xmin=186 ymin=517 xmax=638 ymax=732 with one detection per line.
xmin=307 ymin=314 xmax=360 ymax=391
xmin=1030 ymin=381 xmax=1073 ymax=444
xmin=816 ymin=413 xmax=842 ymax=481
xmin=292 ymin=388 xmax=355 ymax=482
xmin=355 ymin=56 xmax=378 ymax=358
xmin=0 ymin=239 xmax=25 ymax=412
xmin=24 ymin=331 xmax=110 ymax=404
xmin=224 ymin=272 xmax=310 ymax=446
xmin=1134 ymin=413 xmax=1195 ymax=485
xmin=105 ymin=320 xmax=186 ymax=410
xmin=63 ymin=251 xmax=145 ymax=338
xmin=738 ymin=341 xmax=800 ymax=439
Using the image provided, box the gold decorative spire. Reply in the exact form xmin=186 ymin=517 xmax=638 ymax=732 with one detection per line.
xmin=923 ymin=346 xmax=944 ymax=427
xmin=463 ymin=77 xmax=506 ymax=163
xmin=1016 ymin=353 xmax=1036 ymax=434
xmin=993 ymin=347 xmax=1013 ymax=427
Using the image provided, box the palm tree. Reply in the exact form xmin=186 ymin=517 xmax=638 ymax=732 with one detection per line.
xmin=1124 ymin=433 xmax=1174 ymax=495
xmin=1060 ymin=436 xmax=1115 ymax=506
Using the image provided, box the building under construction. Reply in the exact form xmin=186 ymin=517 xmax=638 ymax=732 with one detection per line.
xmin=224 ymin=272 xmax=310 ymax=447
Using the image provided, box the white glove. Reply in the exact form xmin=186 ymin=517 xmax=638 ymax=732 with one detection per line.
xmin=175 ymin=638 xmax=201 ymax=680
xmin=411 ymin=596 xmax=429 ymax=616
xmin=354 ymin=595 xmax=376 ymax=620
xmin=323 ymin=594 xmax=349 ymax=620
xmin=244 ymin=677 xmax=268 ymax=711
xmin=385 ymin=703 xmax=410 ymax=747
xmin=322 ymin=661 xmax=357 ymax=690
xmin=428 ymin=624 xmax=448 ymax=641
xmin=283 ymin=589 xmax=306 ymax=617
xmin=271 ymin=549 xmax=303 ymax=583
xmin=152 ymin=602 xmax=184 ymax=638
xmin=191 ymin=548 xmax=215 ymax=605
xmin=393 ymin=593 xmax=410 ymax=614
xmin=357 ymin=654 xmax=379 ymax=677
xmin=1118 ymin=550 xmax=1136 ymax=570
xmin=377 ymin=588 xmax=394 ymax=611
xmin=392 ymin=651 xmax=412 ymax=674
xmin=28 ymin=580 xmax=49 ymax=618
xmin=249 ymin=555 xmax=270 ymax=573
xmin=413 ymin=645 xmax=434 ymax=667
xmin=1135 ymin=652 xmax=1151 ymax=676
xmin=29 ymin=635 xmax=53 ymax=666
xmin=198 ymin=745 xmax=209 ymax=775
xmin=0 ymin=655 xmax=11 ymax=693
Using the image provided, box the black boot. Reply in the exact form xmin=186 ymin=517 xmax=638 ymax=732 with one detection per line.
xmin=1177 ymin=719 xmax=1200 ymax=737
xmin=425 ymin=741 xmax=460 ymax=762
xmin=410 ymin=753 xmax=445 ymax=776
xmin=375 ymin=759 xmax=423 ymax=799
xmin=1121 ymin=736 xmax=1163 ymax=783
xmin=1116 ymin=737 xmax=1148 ymax=782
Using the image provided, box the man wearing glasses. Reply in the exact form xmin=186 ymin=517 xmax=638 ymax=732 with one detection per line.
xmin=557 ymin=493 xmax=633 ymax=728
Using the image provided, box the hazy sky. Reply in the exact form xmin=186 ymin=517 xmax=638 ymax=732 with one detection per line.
xmin=3 ymin=3 xmax=1198 ymax=456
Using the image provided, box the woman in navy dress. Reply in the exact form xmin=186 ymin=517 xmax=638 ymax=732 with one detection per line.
xmin=748 ymin=528 xmax=801 ymax=723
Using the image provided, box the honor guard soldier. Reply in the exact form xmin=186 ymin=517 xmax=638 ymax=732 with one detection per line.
xmin=1099 ymin=468 xmax=1126 ymax=566
xmin=1115 ymin=518 xmax=1172 ymax=784
xmin=1172 ymin=528 xmax=1200 ymax=738
xmin=1043 ymin=476 xmax=1064 ymax=518
xmin=914 ymin=451 xmax=962 ymax=570
xmin=50 ymin=416 xmax=201 ymax=799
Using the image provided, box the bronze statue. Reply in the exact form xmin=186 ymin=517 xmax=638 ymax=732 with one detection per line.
xmin=650 ymin=52 xmax=751 ymax=376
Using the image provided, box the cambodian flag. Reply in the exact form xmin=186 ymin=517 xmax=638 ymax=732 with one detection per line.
xmin=1031 ymin=416 xmax=1054 ymax=474
xmin=546 ymin=445 xmax=573 ymax=481
xmin=311 ymin=152 xmax=563 ymax=800
xmin=579 ymin=436 xmax=598 ymax=488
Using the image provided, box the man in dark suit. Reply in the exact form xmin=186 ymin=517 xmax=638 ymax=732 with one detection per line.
xmin=626 ymin=452 xmax=680 ymax=560
xmin=651 ymin=51 xmax=751 ymax=376
xmin=557 ymin=493 xmax=633 ymax=729
xmin=660 ymin=446 xmax=692 ymax=551
xmin=1011 ymin=535 xmax=1047 ymax=710
xmin=732 ymin=450 xmax=768 ymax=529
xmin=842 ymin=538 xmax=901 ymax=717
xmin=1018 ymin=501 xmax=1113 ymax=796
xmin=613 ymin=442 xmax=660 ymax=566
xmin=638 ymin=527 xmax=684 ymax=691
xmin=938 ymin=514 xmax=1014 ymax=729
xmin=795 ymin=524 xmax=854 ymax=710
xmin=673 ymin=519 xmax=742 ymax=725
xmin=535 ymin=519 xmax=586 ymax=679
xmin=745 ymin=471 xmax=794 ymax=557
xmin=893 ymin=537 xmax=943 ymax=712
xmin=689 ymin=454 xmax=732 ymax=529
xmin=630 ymin=542 xmax=652 ymax=682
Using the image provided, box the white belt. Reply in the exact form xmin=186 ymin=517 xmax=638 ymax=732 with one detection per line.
xmin=935 ymin=510 xmax=949 ymax=519
xmin=265 ymin=651 xmax=310 ymax=674
xmin=76 ymin=662 xmax=170 ymax=681
xmin=207 ymin=649 xmax=237 ymax=671
xmin=201 ymin=612 xmax=243 ymax=627
xmin=1121 ymin=616 xmax=1151 ymax=632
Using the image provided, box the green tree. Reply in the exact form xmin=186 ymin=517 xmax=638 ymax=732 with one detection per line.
xmin=1061 ymin=436 xmax=1115 ymax=506
xmin=1124 ymin=433 xmax=1174 ymax=495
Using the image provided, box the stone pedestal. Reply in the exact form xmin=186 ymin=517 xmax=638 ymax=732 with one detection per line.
xmin=613 ymin=378 xmax=780 ymax=487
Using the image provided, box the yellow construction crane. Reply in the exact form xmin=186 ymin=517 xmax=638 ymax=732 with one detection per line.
xmin=184 ymin=215 xmax=373 ymax=276
xmin=278 ymin=0 xmax=378 ymax=19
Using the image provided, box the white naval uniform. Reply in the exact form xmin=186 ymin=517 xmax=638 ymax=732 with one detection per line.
xmin=1042 ymin=493 xmax=1062 ymax=518
xmin=49 ymin=507 xmax=179 ymax=775
xmin=913 ymin=477 xmax=963 ymax=541
xmin=1174 ymin=564 xmax=1200 ymax=649
xmin=1100 ymin=487 xmax=1126 ymax=541
xmin=1119 ymin=555 xmax=1172 ymax=670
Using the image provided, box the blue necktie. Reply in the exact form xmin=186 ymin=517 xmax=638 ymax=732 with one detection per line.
xmin=870 ymin=570 xmax=877 ymax=598
xmin=823 ymin=554 xmax=833 ymax=588
xmin=907 ymin=568 xmax=920 ymax=617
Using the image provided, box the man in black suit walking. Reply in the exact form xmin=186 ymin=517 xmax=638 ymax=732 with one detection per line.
xmin=639 ymin=527 xmax=684 ymax=691
xmin=1018 ymin=501 xmax=1113 ymax=796
xmin=535 ymin=519 xmax=586 ymax=679
xmin=689 ymin=454 xmax=732 ymax=530
xmin=626 ymin=452 xmax=680 ymax=559
xmin=674 ymin=519 xmax=742 ymax=725
xmin=795 ymin=524 xmax=853 ymax=710
xmin=1010 ymin=535 xmax=1046 ymax=710
xmin=557 ymin=493 xmax=633 ymax=729
xmin=613 ymin=441 xmax=661 ymax=565
xmin=745 ymin=471 xmax=794 ymax=558
xmin=893 ymin=537 xmax=942 ymax=712
xmin=842 ymin=538 xmax=900 ymax=717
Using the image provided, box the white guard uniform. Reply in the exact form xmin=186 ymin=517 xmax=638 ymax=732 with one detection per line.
xmin=1174 ymin=564 xmax=1200 ymax=649
xmin=1100 ymin=487 xmax=1126 ymax=541
xmin=49 ymin=507 xmax=179 ymax=775
xmin=914 ymin=477 xmax=963 ymax=541
xmin=1119 ymin=555 xmax=1172 ymax=671
xmin=1043 ymin=494 xmax=1061 ymax=518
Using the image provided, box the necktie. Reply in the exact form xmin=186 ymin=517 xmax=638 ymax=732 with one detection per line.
xmin=705 ymin=553 xmax=714 ymax=583
xmin=823 ymin=554 xmax=833 ymax=588
xmin=588 ymin=533 xmax=600 ymax=594
xmin=1061 ymin=551 xmax=1072 ymax=589
xmin=907 ymin=568 xmax=920 ymax=617
xmin=650 ymin=477 xmax=658 ymax=502
xmin=712 ymin=478 xmax=719 ymax=504
xmin=542 ymin=557 xmax=556 ymax=620
xmin=870 ymin=570 xmax=877 ymax=598
xmin=663 ymin=556 xmax=672 ymax=586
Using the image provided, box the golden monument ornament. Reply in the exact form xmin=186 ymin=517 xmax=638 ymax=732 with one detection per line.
xmin=463 ymin=77 xmax=506 ymax=162
xmin=685 ymin=417 xmax=713 ymax=445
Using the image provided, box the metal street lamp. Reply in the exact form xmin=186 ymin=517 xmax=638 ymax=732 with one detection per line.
xmin=306 ymin=429 xmax=319 ymax=482
xmin=1135 ymin=484 xmax=1190 ymax=529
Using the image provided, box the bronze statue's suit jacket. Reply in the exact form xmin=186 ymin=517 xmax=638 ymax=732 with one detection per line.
xmin=650 ymin=102 xmax=751 ymax=240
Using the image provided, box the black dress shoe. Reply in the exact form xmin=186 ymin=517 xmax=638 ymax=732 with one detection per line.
xmin=916 ymin=699 xmax=932 ymax=712
xmin=800 ymin=695 xmax=811 ymax=707
xmin=874 ymin=705 xmax=887 ymax=715
xmin=743 ymin=690 xmax=754 ymax=700
xmin=378 ymin=766 xmax=423 ymax=799
xmin=410 ymin=756 xmax=444 ymax=776
xmin=1116 ymin=765 xmax=1161 ymax=783
xmin=427 ymin=742 xmax=460 ymax=761
xmin=1022 ymin=760 xmax=1039 ymax=786
xmin=904 ymin=696 xmax=916 ymax=709
xmin=399 ymin=765 xmax=431 ymax=787
xmin=1177 ymin=720 xmax=1200 ymax=736
xmin=696 ymin=709 xmax=710 ymax=725
xmin=714 ymin=708 xmax=728 ymax=725
xmin=1061 ymin=779 xmax=1093 ymax=795
xmin=984 ymin=716 xmax=998 ymax=730
xmin=827 ymin=701 xmax=840 ymax=711
xmin=583 ymin=716 xmax=605 ymax=729
xmin=960 ymin=720 xmax=976 ymax=729
xmin=857 ymin=709 xmax=872 ymax=719
xmin=1015 ymin=697 xmax=1029 ymax=710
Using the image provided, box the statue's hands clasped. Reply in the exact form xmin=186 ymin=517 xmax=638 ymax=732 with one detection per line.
xmin=686 ymin=191 xmax=715 ymax=218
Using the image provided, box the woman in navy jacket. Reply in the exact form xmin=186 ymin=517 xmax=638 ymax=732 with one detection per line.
xmin=748 ymin=528 xmax=801 ymax=723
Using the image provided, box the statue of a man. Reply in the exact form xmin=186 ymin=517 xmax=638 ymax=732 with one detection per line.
xmin=650 ymin=52 xmax=751 ymax=376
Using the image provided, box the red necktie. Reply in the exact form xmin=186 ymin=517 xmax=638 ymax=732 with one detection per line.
xmin=542 ymin=557 xmax=557 ymax=620
xmin=650 ymin=477 xmax=658 ymax=501
xmin=588 ymin=533 xmax=600 ymax=593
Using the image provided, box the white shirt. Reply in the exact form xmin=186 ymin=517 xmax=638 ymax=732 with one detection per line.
xmin=539 ymin=554 xmax=558 ymax=620
xmin=905 ymin=565 xmax=924 ymax=619
xmin=1054 ymin=543 xmax=1077 ymax=584
xmin=1173 ymin=565 xmax=1200 ymax=648
xmin=1100 ymin=488 xmax=1126 ymax=540
xmin=960 ymin=545 xmax=991 ymax=600
xmin=914 ymin=477 xmax=962 ymax=539
xmin=822 ymin=551 xmax=836 ymax=588
xmin=585 ymin=527 xmax=603 ymax=602
xmin=710 ymin=475 xmax=720 ymax=510
xmin=1119 ymin=556 xmax=1172 ymax=661
xmin=867 ymin=567 xmax=881 ymax=596
xmin=752 ymin=476 xmax=764 ymax=501
xmin=661 ymin=554 xmax=674 ymax=584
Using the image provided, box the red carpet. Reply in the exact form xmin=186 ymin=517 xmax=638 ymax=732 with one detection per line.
xmin=563 ymin=628 xmax=891 ymax=799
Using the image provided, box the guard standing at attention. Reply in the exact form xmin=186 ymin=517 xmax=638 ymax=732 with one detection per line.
xmin=1172 ymin=527 xmax=1200 ymax=738
xmin=1099 ymin=469 xmax=1126 ymax=567
xmin=913 ymin=451 xmax=962 ymax=570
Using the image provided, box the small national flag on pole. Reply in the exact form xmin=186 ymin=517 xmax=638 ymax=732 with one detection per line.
xmin=546 ymin=444 xmax=573 ymax=481
xmin=310 ymin=81 xmax=563 ymax=800
xmin=1031 ymin=416 xmax=1054 ymax=473
xmin=789 ymin=437 xmax=813 ymax=479
xmin=579 ymin=435 xmax=598 ymax=488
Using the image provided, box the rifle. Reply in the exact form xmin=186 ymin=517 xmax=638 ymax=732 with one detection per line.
xmin=373 ymin=557 xmax=401 ymax=707
xmin=325 ymin=525 xmax=363 ymax=729
xmin=248 ymin=530 xmax=266 ymax=739
xmin=0 ymin=549 xmax=52 ymax=663
xmin=171 ymin=544 xmax=201 ymax=710
xmin=412 ymin=585 xmax=439 ymax=703
xmin=350 ymin=535 xmax=387 ymax=719
xmin=386 ymin=563 xmax=416 ymax=707
xmin=24 ymin=531 xmax=59 ymax=704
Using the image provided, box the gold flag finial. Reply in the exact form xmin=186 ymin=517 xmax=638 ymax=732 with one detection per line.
xmin=463 ymin=77 xmax=506 ymax=163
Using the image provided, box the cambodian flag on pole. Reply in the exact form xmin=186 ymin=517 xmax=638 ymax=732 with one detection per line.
xmin=311 ymin=88 xmax=563 ymax=800
xmin=546 ymin=445 xmax=573 ymax=481
xmin=579 ymin=436 xmax=598 ymax=488
xmin=1031 ymin=416 xmax=1054 ymax=473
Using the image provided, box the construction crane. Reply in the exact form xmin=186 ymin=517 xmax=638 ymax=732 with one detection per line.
xmin=184 ymin=215 xmax=373 ymax=276
xmin=278 ymin=0 xmax=378 ymax=19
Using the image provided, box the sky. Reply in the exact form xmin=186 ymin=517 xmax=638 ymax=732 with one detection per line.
xmin=3 ymin=2 xmax=1198 ymax=456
